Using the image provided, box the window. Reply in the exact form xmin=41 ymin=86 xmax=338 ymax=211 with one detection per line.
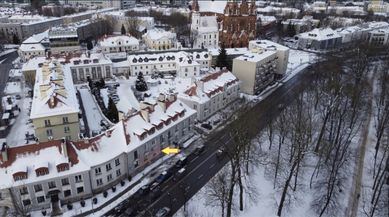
xmin=134 ymin=151 xmax=138 ymax=160
xmin=44 ymin=120 xmax=51 ymax=127
xmin=115 ymin=158 xmax=120 ymax=166
xmin=62 ymin=117 xmax=69 ymax=124
xmin=134 ymin=160 xmax=139 ymax=168
xmin=64 ymin=126 xmax=70 ymax=133
xmin=64 ymin=190 xmax=71 ymax=197
xmin=116 ymin=169 xmax=121 ymax=177
xmin=46 ymin=129 xmax=53 ymax=137
xmin=75 ymin=175 xmax=82 ymax=183
xmin=61 ymin=178 xmax=69 ymax=186
xmin=22 ymin=199 xmax=31 ymax=206
xmin=37 ymin=196 xmax=45 ymax=203
xmin=34 ymin=184 xmax=42 ymax=192
xmin=20 ymin=187 xmax=28 ymax=195
xmin=95 ymin=167 xmax=101 ymax=175
xmin=107 ymin=174 xmax=113 ymax=182
xmin=106 ymin=163 xmax=112 ymax=171
xmin=77 ymin=187 xmax=84 ymax=194
xmin=96 ymin=178 xmax=103 ymax=186
xmin=65 ymin=135 xmax=71 ymax=141
xmin=48 ymin=181 xmax=56 ymax=189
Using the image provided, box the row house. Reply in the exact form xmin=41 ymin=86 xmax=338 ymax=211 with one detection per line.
xmin=0 ymin=93 xmax=196 ymax=214
xmin=179 ymin=70 xmax=240 ymax=121
xmin=115 ymin=51 xmax=211 ymax=78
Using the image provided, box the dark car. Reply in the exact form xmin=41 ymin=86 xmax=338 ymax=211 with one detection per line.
xmin=155 ymin=171 xmax=172 ymax=184
xmin=201 ymin=123 xmax=213 ymax=130
xmin=175 ymin=156 xmax=188 ymax=168
xmin=155 ymin=207 xmax=170 ymax=217
xmin=216 ymin=148 xmax=225 ymax=159
xmin=194 ymin=145 xmax=205 ymax=155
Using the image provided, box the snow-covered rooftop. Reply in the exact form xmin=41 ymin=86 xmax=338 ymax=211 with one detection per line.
xmin=298 ymin=28 xmax=342 ymax=40
xmin=30 ymin=59 xmax=80 ymax=119
xmin=99 ymin=35 xmax=139 ymax=47
xmin=198 ymin=16 xmax=218 ymax=33
xmin=143 ymin=28 xmax=176 ymax=41
xmin=198 ymin=1 xmax=227 ymax=14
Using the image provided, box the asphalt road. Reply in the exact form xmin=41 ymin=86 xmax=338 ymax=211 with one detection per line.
xmin=103 ymin=63 xmax=317 ymax=217
xmin=141 ymin=67 xmax=315 ymax=217
xmin=0 ymin=51 xmax=18 ymax=98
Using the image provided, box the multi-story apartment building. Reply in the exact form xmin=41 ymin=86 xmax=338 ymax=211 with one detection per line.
xmin=30 ymin=59 xmax=81 ymax=142
xmin=233 ymin=40 xmax=289 ymax=95
xmin=191 ymin=12 xmax=219 ymax=49
xmin=367 ymin=27 xmax=389 ymax=45
xmin=179 ymin=70 xmax=240 ymax=121
xmin=99 ymin=35 xmax=139 ymax=54
xmin=142 ymin=28 xmax=177 ymax=51
xmin=248 ymin=40 xmax=289 ymax=78
xmin=114 ymin=51 xmax=211 ymax=78
xmin=0 ymin=93 xmax=196 ymax=214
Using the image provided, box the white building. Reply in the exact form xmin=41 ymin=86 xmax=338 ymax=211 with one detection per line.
xmin=297 ymin=28 xmax=343 ymax=51
xmin=179 ymin=70 xmax=240 ymax=121
xmin=191 ymin=12 xmax=219 ymax=49
xmin=18 ymin=30 xmax=49 ymax=62
xmin=233 ymin=40 xmax=289 ymax=95
xmin=66 ymin=53 xmax=113 ymax=82
xmin=113 ymin=51 xmax=211 ymax=78
xmin=99 ymin=35 xmax=139 ymax=54
xmin=142 ymin=28 xmax=177 ymax=51
xmin=367 ymin=27 xmax=389 ymax=45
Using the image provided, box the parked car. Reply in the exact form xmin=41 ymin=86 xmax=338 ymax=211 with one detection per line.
xmin=155 ymin=171 xmax=172 ymax=184
xmin=149 ymin=182 xmax=160 ymax=192
xmin=15 ymin=94 xmax=21 ymax=100
xmin=173 ymin=167 xmax=186 ymax=181
xmin=216 ymin=148 xmax=225 ymax=159
xmin=175 ymin=156 xmax=188 ymax=168
xmin=201 ymin=123 xmax=212 ymax=130
xmin=155 ymin=207 xmax=170 ymax=217
xmin=194 ymin=145 xmax=205 ymax=155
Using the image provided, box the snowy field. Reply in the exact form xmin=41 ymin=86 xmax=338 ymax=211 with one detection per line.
xmin=78 ymin=87 xmax=106 ymax=135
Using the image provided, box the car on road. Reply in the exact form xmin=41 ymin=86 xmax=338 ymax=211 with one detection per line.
xmin=194 ymin=144 xmax=205 ymax=155
xmin=175 ymin=156 xmax=188 ymax=168
xmin=15 ymin=94 xmax=21 ymax=100
xmin=155 ymin=207 xmax=170 ymax=217
xmin=149 ymin=182 xmax=160 ymax=192
xmin=216 ymin=148 xmax=225 ymax=159
xmin=155 ymin=171 xmax=172 ymax=184
xmin=173 ymin=167 xmax=186 ymax=181
xmin=201 ymin=123 xmax=212 ymax=130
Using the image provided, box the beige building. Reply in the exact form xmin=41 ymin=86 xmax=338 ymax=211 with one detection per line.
xmin=142 ymin=28 xmax=177 ymax=51
xmin=30 ymin=59 xmax=80 ymax=142
xmin=233 ymin=40 xmax=289 ymax=95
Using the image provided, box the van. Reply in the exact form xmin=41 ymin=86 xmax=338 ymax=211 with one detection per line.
xmin=175 ymin=156 xmax=188 ymax=168
xmin=194 ymin=145 xmax=205 ymax=155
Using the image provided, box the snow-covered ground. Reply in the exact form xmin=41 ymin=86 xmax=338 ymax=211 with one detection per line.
xmin=116 ymin=79 xmax=140 ymax=112
xmin=6 ymin=97 xmax=34 ymax=147
xmin=4 ymin=82 xmax=21 ymax=95
xmin=287 ymin=49 xmax=315 ymax=73
xmin=78 ymin=87 xmax=107 ymax=135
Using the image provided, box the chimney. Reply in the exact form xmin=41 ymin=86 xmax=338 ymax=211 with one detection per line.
xmin=140 ymin=109 xmax=150 ymax=122
xmin=61 ymin=138 xmax=68 ymax=158
xmin=1 ymin=143 xmax=8 ymax=162
xmin=167 ymin=94 xmax=176 ymax=103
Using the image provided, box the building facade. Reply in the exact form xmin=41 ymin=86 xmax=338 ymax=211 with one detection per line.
xmin=192 ymin=0 xmax=256 ymax=48
xmin=99 ymin=35 xmax=139 ymax=54
xmin=191 ymin=12 xmax=219 ymax=49
xmin=233 ymin=40 xmax=289 ymax=95
xmin=142 ymin=28 xmax=177 ymax=51
xmin=30 ymin=59 xmax=81 ymax=142
xmin=179 ymin=70 xmax=240 ymax=121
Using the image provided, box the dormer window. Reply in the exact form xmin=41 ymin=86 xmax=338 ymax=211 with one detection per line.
xmin=83 ymin=60 xmax=89 ymax=64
